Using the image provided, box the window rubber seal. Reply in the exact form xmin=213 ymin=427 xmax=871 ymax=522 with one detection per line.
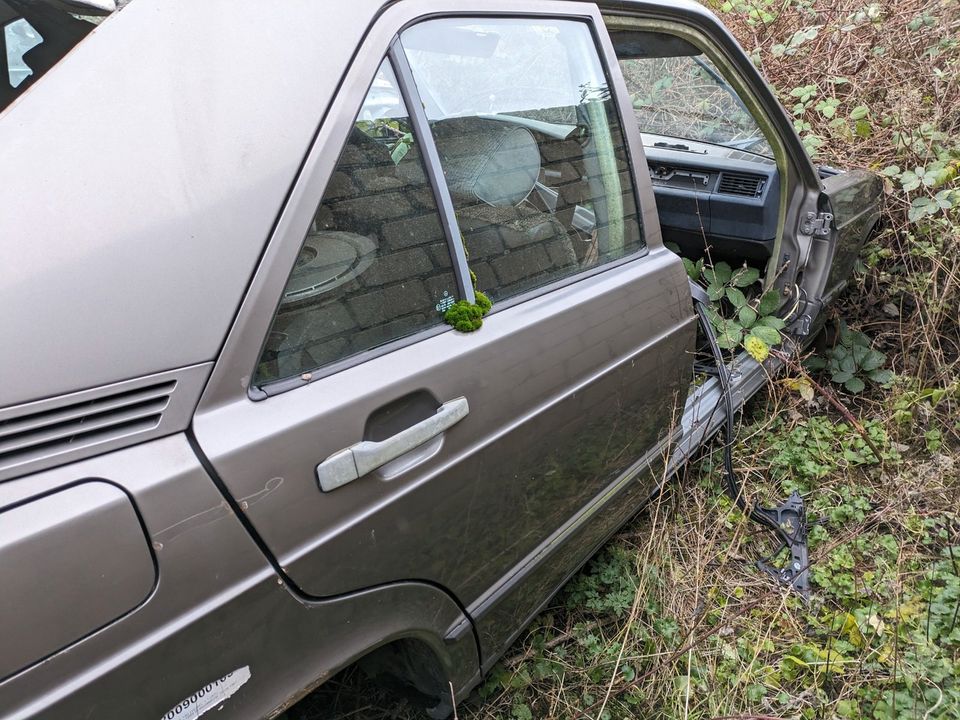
xmin=388 ymin=36 xmax=475 ymax=305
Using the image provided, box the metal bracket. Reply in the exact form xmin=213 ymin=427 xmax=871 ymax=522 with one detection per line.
xmin=800 ymin=211 xmax=834 ymax=237
xmin=754 ymin=491 xmax=811 ymax=599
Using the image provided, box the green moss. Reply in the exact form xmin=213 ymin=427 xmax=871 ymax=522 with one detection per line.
xmin=475 ymin=290 xmax=492 ymax=314
xmin=444 ymin=300 xmax=486 ymax=332
xmin=445 ymin=238 xmax=492 ymax=332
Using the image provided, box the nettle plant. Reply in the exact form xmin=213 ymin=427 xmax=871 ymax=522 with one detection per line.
xmin=807 ymin=320 xmax=894 ymax=393
xmin=684 ymin=257 xmax=785 ymax=361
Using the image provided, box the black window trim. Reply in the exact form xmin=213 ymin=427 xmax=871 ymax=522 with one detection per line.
xmin=387 ymin=37 xmax=476 ymax=306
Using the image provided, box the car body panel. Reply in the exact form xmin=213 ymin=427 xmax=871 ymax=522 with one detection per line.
xmin=0 ymin=435 xmax=477 ymax=720
xmin=0 ymin=480 xmax=156 ymax=683
xmin=0 ymin=0 xmax=382 ymax=407
xmin=191 ymin=0 xmax=693 ymax=615
xmin=820 ymin=169 xmax=884 ymax=303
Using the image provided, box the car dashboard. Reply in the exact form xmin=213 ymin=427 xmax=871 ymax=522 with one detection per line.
xmin=641 ymin=132 xmax=779 ymax=262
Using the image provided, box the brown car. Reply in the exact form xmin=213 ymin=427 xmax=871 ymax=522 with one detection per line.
xmin=0 ymin=0 xmax=880 ymax=718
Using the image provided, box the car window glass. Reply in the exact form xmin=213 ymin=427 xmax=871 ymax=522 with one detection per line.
xmin=401 ymin=18 xmax=645 ymax=304
xmin=255 ymin=59 xmax=459 ymax=385
xmin=0 ymin=2 xmax=96 ymax=113
xmin=5 ymin=18 xmax=42 ymax=88
xmin=612 ymin=30 xmax=773 ymax=157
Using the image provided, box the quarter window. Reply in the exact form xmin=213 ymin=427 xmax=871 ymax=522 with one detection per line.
xmin=400 ymin=18 xmax=645 ymax=303
xmin=255 ymin=59 xmax=459 ymax=384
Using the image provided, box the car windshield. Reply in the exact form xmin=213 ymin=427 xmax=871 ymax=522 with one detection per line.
xmin=616 ymin=39 xmax=773 ymax=158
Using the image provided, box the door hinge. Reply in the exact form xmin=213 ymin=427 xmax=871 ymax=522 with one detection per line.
xmin=800 ymin=211 xmax=834 ymax=237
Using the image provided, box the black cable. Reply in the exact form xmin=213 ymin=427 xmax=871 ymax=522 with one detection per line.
xmin=691 ymin=290 xmax=794 ymax=547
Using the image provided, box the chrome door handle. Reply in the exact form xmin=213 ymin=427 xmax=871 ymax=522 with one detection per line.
xmin=316 ymin=397 xmax=469 ymax=492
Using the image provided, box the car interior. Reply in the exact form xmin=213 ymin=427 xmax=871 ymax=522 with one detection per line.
xmin=609 ymin=28 xmax=782 ymax=267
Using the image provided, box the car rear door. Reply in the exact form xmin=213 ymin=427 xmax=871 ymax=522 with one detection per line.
xmin=191 ymin=0 xmax=692 ymax=621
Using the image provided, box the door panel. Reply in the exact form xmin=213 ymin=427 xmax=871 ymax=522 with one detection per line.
xmin=820 ymin=171 xmax=883 ymax=303
xmin=194 ymin=250 xmax=690 ymax=601
xmin=192 ymin=3 xmax=693 ymax=614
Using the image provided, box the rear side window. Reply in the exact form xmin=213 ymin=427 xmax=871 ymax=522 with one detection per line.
xmin=0 ymin=2 xmax=97 ymax=113
xmin=400 ymin=18 xmax=645 ymax=303
xmin=255 ymin=59 xmax=459 ymax=384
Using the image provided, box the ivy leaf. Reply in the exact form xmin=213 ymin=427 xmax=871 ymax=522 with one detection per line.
xmin=738 ymin=306 xmax=758 ymax=328
xmin=758 ymin=290 xmax=781 ymax=315
xmin=726 ymin=287 xmax=747 ymax=308
xmin=751 ymin=324 xmax=781 ymax=346
xmin=844 ymin=376 xmax=866 ymax=393
xmin=731 ymin=266 xmax=760 ymax=287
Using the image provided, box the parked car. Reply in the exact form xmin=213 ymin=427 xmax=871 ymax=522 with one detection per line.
xmin=0 ymin=0 xmax=881 ymax=718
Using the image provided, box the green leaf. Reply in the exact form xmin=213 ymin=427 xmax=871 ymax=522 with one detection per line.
xmin=867 ymin=368 xmax=894 ymax=385
xmin=758 ymin=290 xmax=781 ymax=315
xmin=713 ymin=262 xmax=732 ymax=284
xmin=716 ymin=331 xmax=740 ymax=350
xmin=844 ymin=376 xmax=866 ymax=393
xmin=731 ymin=266 xmax=760 ymax=287
xmin=757 ymin=315 xmax=786 ymax=330
xmin=738 ymin=306 xmax=758 ymax=328
xmin=682 ymin=257 xmax=700 ymax=280
xmin=831 ymin=370 xmax=854 ymax=383
xmin=707 ymin=283 xmax=725 ymax=301
xmin=852 ymin=343 xmax=870 ymax=367
xmin=840 ymin=355 xmax=857 ymax=374
xmin=726 ymin=287 xmax=747 ymax=308
xmin=751 ymin=324 xmax=781 ymax=346
xmin=722 ymin=319 xmax=744 ymax=339
xmin=849 ymin=104 xmax=870 ymax=120
xmin=860 ymin=349 xmax=886 ymax=371
xmin=390 ymin=140 xmax=410 ymax=164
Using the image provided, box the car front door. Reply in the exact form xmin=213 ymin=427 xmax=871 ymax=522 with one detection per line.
xmin=191 ymin=0 xmax=692 ymax=649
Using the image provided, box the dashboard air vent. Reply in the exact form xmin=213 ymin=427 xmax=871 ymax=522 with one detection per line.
xmin=0 ymin=381 xmax=174 ymax=472
xmin=718 ymin=171 xmax=766 ymax=197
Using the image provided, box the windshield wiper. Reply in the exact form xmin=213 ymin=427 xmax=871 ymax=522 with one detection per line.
xmin=653 ymin=141 xmax=706 ymax=154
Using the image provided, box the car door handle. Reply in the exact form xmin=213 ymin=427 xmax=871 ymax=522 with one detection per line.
xmin=316 ymin=397 xmax=469 ymax=492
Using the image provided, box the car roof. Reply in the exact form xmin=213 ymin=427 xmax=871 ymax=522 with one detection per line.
xmin=0 ymin=0 xmax=384 ymax=406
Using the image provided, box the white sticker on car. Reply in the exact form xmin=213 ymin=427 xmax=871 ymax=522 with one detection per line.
xmin=160 ymin=666 xmax=251 ymax=720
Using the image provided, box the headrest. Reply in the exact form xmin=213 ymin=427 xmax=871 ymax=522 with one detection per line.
xmin=432 ymin=117 xmax=540 ymax=207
